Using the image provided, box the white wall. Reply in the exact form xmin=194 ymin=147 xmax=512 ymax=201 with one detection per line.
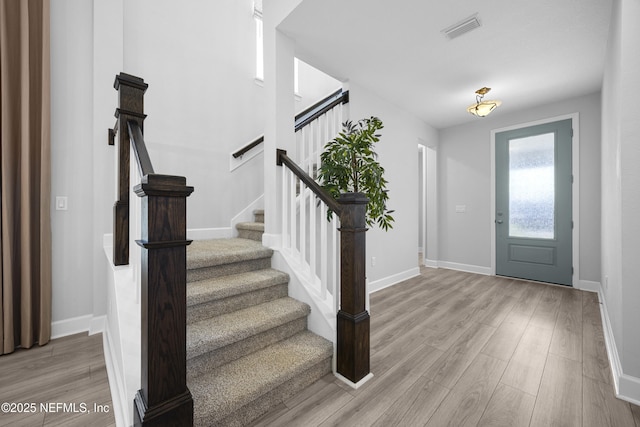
xmin=50 ymin=0 xmax=97 ymax=330
xmin=437 ymin=92 xmax=601 ymax=282
xmin=296 ymin=58 xmax=341 ymax=111
xmin=121 ymin=0 xmax=266 ymax=230
xmin=348 ymin=82 xmax=438 ymax=291
xmin=49 ymin=0 xmax=342 ymax=330
xmin=601 ymin=0 xmax=640 ymax=401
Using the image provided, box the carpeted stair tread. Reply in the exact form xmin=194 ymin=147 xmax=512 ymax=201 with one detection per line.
xmin=187 ymin=269 xmax=288 ymax=307
xmin=236 ymin=222 xmax=265 ymax=231
xmin=187 ymin=297 xmax=310 ymax=360
xmin=189 ymin=331 xmax=333 ymax=426
xmin=187 ymin=238 xmax=272 ymax=270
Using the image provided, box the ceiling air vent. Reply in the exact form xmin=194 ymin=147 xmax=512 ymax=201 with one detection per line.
xmin=442 ymin=14 xmax=481 ymax=40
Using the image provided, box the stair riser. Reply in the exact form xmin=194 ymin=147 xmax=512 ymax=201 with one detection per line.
xmin=188 ymin=284 xmax=288 ymax=324
xmin=237 ymin=229 xmax=263 ymax=242
xmin=188 ymin=257 xmax=271 ymax=283
xmin=254 ymin=213 xmax=264 ymax=223
xmin=198 ymin=357 xmax=332 ymax=427
xmin=188 ymin=317 xmax=308 ymax=378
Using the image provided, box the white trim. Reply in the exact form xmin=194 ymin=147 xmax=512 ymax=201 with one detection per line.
xmin=576 ymin=279 xmax=600 ymax=293
xmin=51 ymin=314 xmax=104 ymax=339
xmin=438 ymin=261 xmax=491 ymax=275
xmin=102 ymin=327 xmax=128 ymax=427
xmin=418 ymin=143 xmax=428 ymax=267
xmin=335 ymin=372 xmax=374 ymax=389
xmin=424 ymin=259 xmax=439 ymax=268
xmin=89 ymin=315 xmax=106 ymax=335
xmin=262 ymin=232 xmax=282 ymax=248
xmin=598 ymin=286 xmax=640 ymax=405
xmin=187 ymin=227 xmax=233 ymax=241
xmin=368 ymin=267 xmax=421 ymax=294
xmin=490 ymin=113 xmax=580 ymax=286
xmin=270 ymin=249 xmax=335 ymax=342
xmin=230 ymin=195 xmax=264 ymax=236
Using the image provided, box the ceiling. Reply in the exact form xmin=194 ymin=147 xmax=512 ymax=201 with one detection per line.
xmin=278 ymin=0 xmax=613 ymax=129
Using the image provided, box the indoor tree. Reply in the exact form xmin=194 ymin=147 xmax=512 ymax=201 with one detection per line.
xmin=318 ymin=116 xmax=394 ymax=231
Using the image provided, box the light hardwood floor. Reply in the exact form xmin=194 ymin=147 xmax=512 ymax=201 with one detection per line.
xmin=0 ymin=332 xmax=115 ymax=427
xmin=2 ymin=269 xmax=638 ymax=427
xmin=252 ymin=267 xmax=640 ymax=427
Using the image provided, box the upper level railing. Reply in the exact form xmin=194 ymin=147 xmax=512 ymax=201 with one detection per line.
xmin=110 ymin=73 xmax=194 ymax=426
xmin=231 ymin=89 xmax=349 ymax=159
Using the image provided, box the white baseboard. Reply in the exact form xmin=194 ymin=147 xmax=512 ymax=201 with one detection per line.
xmin=576 ymin=279 xmax=600 ymax=293
xmin=102 ymin=327 xmax=128 ymax=427
xmin=187 ymin=227 xmax=233 ymax=240
xmin=368 ymin=267 xmax=421 ymax=294
xmin=335 ymin=372 xmax=374 ymax=390
xmin=424 ymin=259 xmax=439 ymax=268
xmin=598 ymin=286 xmax=640 ymax=405
xmin=89 ymin=315 xmax=106 ymax=335
xmin=51 ymin=314 xmax=105 ymax=339
xmin=619 ymin=375 xmax=640 ymax=406
xmin=437 ymin=261 xmax=491 ymax=275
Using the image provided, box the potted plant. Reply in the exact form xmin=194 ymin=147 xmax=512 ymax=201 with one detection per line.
xmin=318 ymin=116 xmax=394 ymax=231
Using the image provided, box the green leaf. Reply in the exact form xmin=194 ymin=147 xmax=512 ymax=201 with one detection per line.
xmin=317 ymin=116 xmax=394 ymax=231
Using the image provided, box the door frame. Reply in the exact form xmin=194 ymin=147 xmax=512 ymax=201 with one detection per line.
xmin=490 ymin=113 xmax=580 ymax=286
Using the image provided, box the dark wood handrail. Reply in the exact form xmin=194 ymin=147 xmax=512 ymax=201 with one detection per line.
xmin=111 ymin=72 xmax=194 ymax=426
xmin=231 ymin=89 xmax=349 ymax=159
xmin=276 ymin=149 xmax=341 ymax=214
xmin=128 ymin=121 xmax=155 ymax=176
xmin=294 ymin=89 xmax=348 ymax=132
xmin=232 ymin=135 xmax=264 ymax=159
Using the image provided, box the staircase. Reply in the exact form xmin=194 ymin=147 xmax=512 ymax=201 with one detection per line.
xmin=186 ymin=210 xmax=333 ymax=426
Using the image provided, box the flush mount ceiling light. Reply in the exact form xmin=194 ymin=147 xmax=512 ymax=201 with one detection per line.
xmin=467 ymin=87 xmax=502 ymax=117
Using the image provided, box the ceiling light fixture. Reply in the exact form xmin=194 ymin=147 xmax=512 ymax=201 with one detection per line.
xmin=467 ymin=87 xmax=501 ymax=117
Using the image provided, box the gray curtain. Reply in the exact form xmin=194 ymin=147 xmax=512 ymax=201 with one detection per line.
xmin=0 ymin=0 xmax=52 ymax=355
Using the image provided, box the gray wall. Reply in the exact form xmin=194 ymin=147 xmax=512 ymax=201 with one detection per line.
xmin=348 ymin=82 xmax=438 ymax=289
xmin=437 ymin=92 xmax=601 ymax=282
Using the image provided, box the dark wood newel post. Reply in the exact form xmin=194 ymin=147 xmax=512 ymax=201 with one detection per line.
xmin=133 ymin=174 xmax=194 ymax=426
xmin=113 ymin=72 xmax=148 ymax=266
xmin=337 ymin=192 xmax=371 ymax=383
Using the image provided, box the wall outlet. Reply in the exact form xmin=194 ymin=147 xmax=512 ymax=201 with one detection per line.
xmin=371 ymin=256 xmax=376 ymax=267
xmin=455 ymin=205 xmax=466 ymax=213
xmin=604 ymin=276 xmax=609 ymax=289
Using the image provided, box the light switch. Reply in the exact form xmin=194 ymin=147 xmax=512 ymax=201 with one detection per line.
xmin=56 ymin=196 xmax=68 ymax=211
xmin=455 ymin=205 xmax=466 ymax=213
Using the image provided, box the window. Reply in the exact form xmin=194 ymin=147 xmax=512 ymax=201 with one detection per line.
xmin=254 ymin=0 xmax=299 ymax=91
xmin=254 ymin=0 xmax=263 ymax=81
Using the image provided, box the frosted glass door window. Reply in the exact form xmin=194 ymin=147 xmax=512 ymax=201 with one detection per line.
xmin=508 ymin=133 xmax=555 ymax=239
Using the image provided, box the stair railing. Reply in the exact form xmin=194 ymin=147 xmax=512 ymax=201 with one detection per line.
xmin=110 ymin=72 xmax=194 ymax=426
xmin=277 ymin=119 xmax=371 ymax=384
xmin=231 ymin=89 xmax=348 ymax=162
xmin=278 ymin=90 xmax=348 ymax=300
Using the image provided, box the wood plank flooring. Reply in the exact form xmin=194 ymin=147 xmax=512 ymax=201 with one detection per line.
xmin=252 ymin=267 xmax=640 ymax=427
xmin=0 ymin=333 xmax=115 ymax=427
xmin=1 ymin=269 xmax=637 ymax=427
